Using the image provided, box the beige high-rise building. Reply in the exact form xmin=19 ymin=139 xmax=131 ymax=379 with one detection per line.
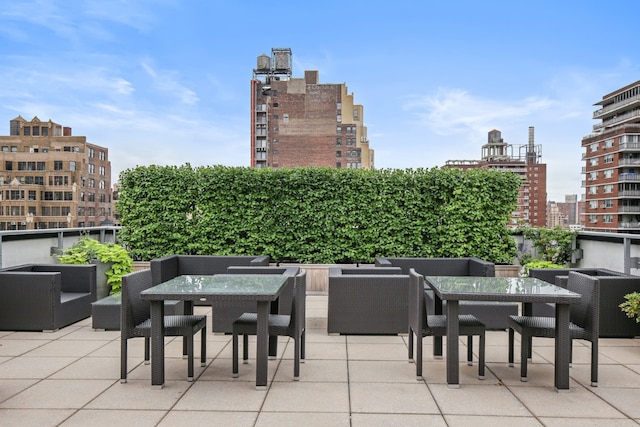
xmin=0 ymin=116 xmax=112 ymax=229
xmin=250 ymin=48 xmax=374 ymax=169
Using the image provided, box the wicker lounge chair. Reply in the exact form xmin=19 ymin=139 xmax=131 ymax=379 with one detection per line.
xmin=408 ymin=269 xmax=486 ymax=380
xmin=120 ymin=269 xmax=207 ymax=383
xmin=0 ymin=264 xmax=96 ymax=331
xmin=509 ymin=271 xmax=600 ymax=386
xmin=232 ymin=269 xmax=307 ymax=380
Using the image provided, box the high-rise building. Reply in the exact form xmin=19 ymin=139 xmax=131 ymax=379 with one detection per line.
xmin=0 ymin=116 xmax=112 ymax=229
xmin=250 ymin=48 xmax=373 ymax=169
xmin=445 ymin=128 xmax=547 ymax=228
xmin=582 ymin=80 xmax=640 ymax=233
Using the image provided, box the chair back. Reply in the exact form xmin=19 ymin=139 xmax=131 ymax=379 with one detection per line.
xmin=291 ymin=269 xmax=306 ymax=334
xmin=121 ymin=270 xmax=153 ymax=335
xmin=409 ymin=269 xmax=428 ymax=331
xmin=566 ymin=271 xmax=600 ymax=340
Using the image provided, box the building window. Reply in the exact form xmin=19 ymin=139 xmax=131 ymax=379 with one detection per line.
xmin=88 ymin=148 xmax=95 ymax=158
xmin=337 ymin=114 xmax=342 ymax=122
xmin=41 ymin=127 xmax=48 ymax=136
xmin=70 ymin=161 xmax=76 ymax=171
xmin=336 ymin=150 xmax=342 ymax=158
xmin=589 ymin=171 xmax=598 ymax=181
xmin=603 ymin=154 xmax=614 ymax=164
xmin=336 ymin=138 xmax=342 ymax=146
xmin=605 ymin=138 xmax=614 ymax=148
xmin=603 ymin=184 xmax=614 ymax=193
xmin=589 ymin=142 xmax=598 ymax=152
xmin=99 ymin=151 xmax=105 ymax=160
xmin=283 ymin=114 xmax=289 ymax=124
xmin=603 ymin=215 xmax=614 ymax=223
xmin=23 ymin=127 xmax=30 ymax=136
xmin=54 ymin=160 xmax=63 ymax=170
xmin=336 ymin=126 xmax=342 ymax=134
xmin=588 ymin=186 xmax=598 ymax=195
xmin=88 ymin=164 xmax=95 ymax=174
xmin=5 ymin=161 xmax=11 ymax=170
xmin=589 ymin=200 xmax=598 ymax=209
xmin=336 ymin=162 xmax=341 ymax=168
xmin=603 ymin=169 xmax=614 ymax=179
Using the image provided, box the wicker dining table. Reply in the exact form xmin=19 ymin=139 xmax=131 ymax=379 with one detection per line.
xmin=140 ymin=274 xmax=289 ymax=390
xmin=424 ymin=275 xmax=582 ymax=391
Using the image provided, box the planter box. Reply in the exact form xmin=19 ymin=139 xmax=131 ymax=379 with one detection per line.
xmin=495 ymin=264 xmax=521 ymax=277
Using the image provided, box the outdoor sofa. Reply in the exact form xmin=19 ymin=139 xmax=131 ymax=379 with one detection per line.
xmin=328 ymin=266 xmax=408 ymax=334
xmin=149 ymin=254 xmax=271 ymax=332
xmin=529 ymin=267 xmax=640 ymax=337
xmin=375 ymin=257 xmax=518 ymax=330
xmin=0 ymin=263 xmax=96 ymax=331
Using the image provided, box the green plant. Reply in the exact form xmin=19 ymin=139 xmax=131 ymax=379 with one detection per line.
xmin=520 ymin=259 xmax=563 ymax=277
xmin=57 ymin=237 xmax=133 ymax=294
xmin=619 ymin=292 xmax=640 ymax=323
xmin=518 ymin=226 xmax=577 ymax=266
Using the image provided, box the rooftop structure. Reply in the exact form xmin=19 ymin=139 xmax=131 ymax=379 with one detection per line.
xmin=0 ymin=116 xmax=112 ymax=229
xmin=582 ymin=80 xmax=640 ymax=232
xmin=250 ymin=48 xmax=374 ymax=169
xmin=445 ymin=128 xmax=547 ymax=227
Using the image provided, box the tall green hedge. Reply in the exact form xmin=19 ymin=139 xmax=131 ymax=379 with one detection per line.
xmin=116 ymin=165 xmax=521 ymax=264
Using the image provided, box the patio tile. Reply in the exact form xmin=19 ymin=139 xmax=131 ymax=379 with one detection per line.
xmin=589 ymin=387 xmax=640 ymax=419
xmin=0 ymin=408 xmax=74 ymax=426
xmin=256 ymin=411 xmax=350 ymax=427
xmin=539 ymin=417 xmax=639 ymax=426
xmin=0 ymin=338 xmax=48 ymax=356
xmin=508 ymin=384 xmax=629 ymax=419
xmin=600 ymin=344 xmax=640 ymax=364
xmin=274 ymin=359 xmax=348 ymax=382
xmin=0 ymin=379 xmax=39 ymax=402
xmin=429 ymin=383 xmax=534 ymax=416
xmin=86 ymin=379 xmax=191 ymax=410
xmin=0 ymin=356 xmax=77 ymax=379
xmin=159 ymin=410 xmax=258 ymax=426
xmin=61 ymin=409 xmax=166 ymax=427
xmin=0 ymin=379 xmax=114 ymax=409
xmin=173 ymin=380 xmax=267 ymax=411
xmin=302 ymin=341 xmax=347 ymax=360
xmin=50 ymin=356 xmax=121 ymax=380
xmin=59 ymin=328 xmax=120 ymax=341
xmin=570 ymin=363 xmax=640 ymax=388
xmin=350 ymin=382 xmax=440 ymax=414
xmin=444 ymin=415 xmax=543 ymax=426
xmin=351 ymin=413 xmax=447 ymax=427
xmin=348 ymin=360 xmax=420 ymax=383
xmin=24 ymin=339 xmax=108 ymax=357
xmin=346 ymin=343 xmax=408 ymax=361
xmin=262 ymin=381 xmax=350 ymax=413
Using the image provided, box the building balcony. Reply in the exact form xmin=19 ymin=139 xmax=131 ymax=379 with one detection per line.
xmin=619 ymin=206 xmax=640 ymax=213
xmin=593 ymin=93 xmax=640 ymax=119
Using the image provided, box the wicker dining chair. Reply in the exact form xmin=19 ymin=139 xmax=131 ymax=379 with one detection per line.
xmin=232 ymin=269 xmax=307 ymax=380
xmin=408 ymin=269 xmax=486 ymax=380
xmin=120 ymin=269 xmax=207 ymax=383
xmin=508 ymin=271 xmax=600 ymax=386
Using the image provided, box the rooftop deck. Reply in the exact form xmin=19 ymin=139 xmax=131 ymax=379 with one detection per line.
xmin=1 ymin=294 xmax=640 ymax=426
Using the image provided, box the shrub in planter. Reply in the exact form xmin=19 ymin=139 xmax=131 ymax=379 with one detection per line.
xmin=57 ymin=237 xmax=133 ymax=296
xmin=620 ymin=292 xmax=640 ymax=323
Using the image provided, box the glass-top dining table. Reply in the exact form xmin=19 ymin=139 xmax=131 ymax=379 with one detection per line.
xmin=140 ymin=274 xmax=289 ymax=390
xmin=424 ymin=276 xmax=582 ymax=392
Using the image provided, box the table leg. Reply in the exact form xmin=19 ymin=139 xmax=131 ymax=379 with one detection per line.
xmin=256 ymin=300 xmax=269 ymax=390
xmin=433 ymin=293 xmax=443 ymax=358
xmin=446 ymin=299 xmax=460 ymax=388
xmin=150 ymin=300 xmax=165 ymax=389
xmin=183 ymin=301 xmax=193 ymax=357
xmin=555 ymin=302 xmax=571 ymax=391
xmin=269 ymin=300 xmax=278 ymax=358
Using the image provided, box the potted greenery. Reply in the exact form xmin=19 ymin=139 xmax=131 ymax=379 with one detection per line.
xmin=620 ymin=292 xmax=640 ymax=323
xmin=57 ymin=237 xmax=133 ymax=298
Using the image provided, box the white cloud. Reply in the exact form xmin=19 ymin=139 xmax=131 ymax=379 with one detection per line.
xmin=141 ymin=60 xmax=199 ymax=105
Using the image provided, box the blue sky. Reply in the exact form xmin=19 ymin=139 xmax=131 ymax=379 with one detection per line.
xmin=1 ymin=1 xmax=639 ymax=202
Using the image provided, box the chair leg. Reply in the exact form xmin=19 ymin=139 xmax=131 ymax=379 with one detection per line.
xmin=591 ymin=339 xmax=598 ymax=387
xmin=416 ymin=333 xmax=423 ymax=380
xmin=478 ymin=333 xmax=485 ymax=379
xmin=120 ymin=338 xmax=128 ymax=383
xmin=187 ymin=335 xmax=194 ymax=381
xmin=242 ymin=334 xmax=249 ymax=363
xmin=200 ymin=327 xmax=207 ymax=367
xmin=232 ymin=332 xmax=239 ymax=377
xmin=467 ymin=335 xmax=473 ymax=366
xmin=183 ymin=336 xmax=188 ymax=358
xmin=300 ymin=330 xmax=306 ymax=362
xmin=294 ymin=335 xmax=300 ymax=381
xmin=408 ymin=327 xmax=414 ymax=362
xmin=144 ymin=337 xmax=150 ymax=365
xmin=520 ymin=333 xmax=529 ymax=381
xmin=508 ymin=328 xmax=514 ymax=367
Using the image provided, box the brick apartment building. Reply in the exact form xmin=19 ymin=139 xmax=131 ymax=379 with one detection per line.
xmin=250 ymin=48 xmax=374 ymax=169
xmin=445 ymin=128 xmax=547 ymax=228
xmin=582 ymin=80 xmax=640 ymax=233
xmin=0 ymin=116 xmax=112 ymax=229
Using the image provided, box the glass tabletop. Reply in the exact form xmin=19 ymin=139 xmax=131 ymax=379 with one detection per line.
xmin=140 ymin=274 xmax=288 ymax=297
xmin=424 ymin=276 xmax=580 ymax=297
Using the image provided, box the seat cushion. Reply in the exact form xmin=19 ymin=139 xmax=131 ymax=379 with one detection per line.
xmin=60 ymin=292 xmax=91 ymax=303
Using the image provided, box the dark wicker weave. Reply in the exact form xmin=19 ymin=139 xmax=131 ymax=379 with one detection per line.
xmin=376 ymin=257 xmax=518 ymax=330
xmin=509 ymin=271 xmax=600 ymax=386
xmin=328 ymin=267 xmax=408 ymax=334
xmin=232 ymin=270 xmax=307 ymax=380
xmin=120 ymin=270 xmax=207 ymax=383
xmin=223 ymin=266 xmax=298 ymax=336
xmin=150 ymin=254 xmax=270 ymax=331
xmin=0 ymin=264 xmax=96 ymax=331
xmin=408 ymin=269 xmax=486 ymax=380
xmin=529 ymin=267 xmax=640 ymax=338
